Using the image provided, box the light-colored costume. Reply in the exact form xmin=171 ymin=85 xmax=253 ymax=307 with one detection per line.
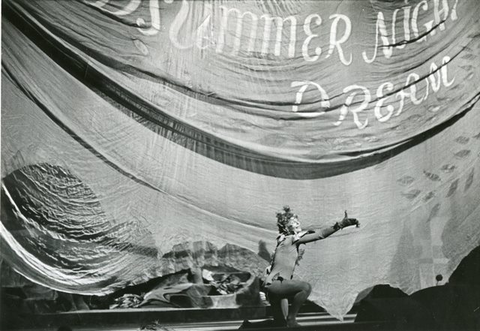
xmin=264 ymin=232 xmax=308 ymax=286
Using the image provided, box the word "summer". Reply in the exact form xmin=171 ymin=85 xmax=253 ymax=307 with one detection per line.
xmin=90 ymin=0 xmax=459 ymax=66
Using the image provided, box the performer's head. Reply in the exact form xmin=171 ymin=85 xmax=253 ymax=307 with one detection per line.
xmin=276 ymin=206 xmax=302 ymax=234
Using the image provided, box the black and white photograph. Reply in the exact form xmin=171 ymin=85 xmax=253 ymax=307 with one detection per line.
xmin=1 ymin=0 xmax=479 ymax=330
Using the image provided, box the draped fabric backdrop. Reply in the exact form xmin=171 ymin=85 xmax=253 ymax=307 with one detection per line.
xmin=1 ymin=0 xmax=479 ymax=318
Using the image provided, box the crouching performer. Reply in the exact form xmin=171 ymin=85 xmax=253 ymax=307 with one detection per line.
xmin=241 ymin=206 xmax=359 ymax=329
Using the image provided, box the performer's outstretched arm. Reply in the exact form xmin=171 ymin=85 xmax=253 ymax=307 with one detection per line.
xmin=296 ymin=211 xmax=359 ymax=244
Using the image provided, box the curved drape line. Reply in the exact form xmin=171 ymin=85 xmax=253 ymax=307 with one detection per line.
xmin=1 ymin=169 xmax=159 ymax=259
xmin=2 ymin=173 xmax=163 ymax=294
xmin=1 ymin=160 xmax=274 ymax=293
xmin=2 ymin=63 xmax=278 ymax=234
xmin=80 ymin=4 xmax=474 ymax=115
xmin=4 ymin=5 xmax=478 ymax=180
xmin=1 ymin=63 xmax=170 ymax=195
xmin=10 ymin=0 xmax=463 ymax=118
xmin=0 ymin=222 xmax=136 ymax=295
xmin=0 ymin=191 xmax=115 ymax=294
xmin=4 ymin=2 xmax=479 ymax=180
xmin=2 ymin=197 xmax=159 ymax=262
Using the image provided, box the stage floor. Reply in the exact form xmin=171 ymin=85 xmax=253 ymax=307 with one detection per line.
xmin=3 ymin=311 xmax=362 ymax=331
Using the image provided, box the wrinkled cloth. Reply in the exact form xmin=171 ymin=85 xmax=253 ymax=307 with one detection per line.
xmin=1 ymin=0 xmax=480 ymax=318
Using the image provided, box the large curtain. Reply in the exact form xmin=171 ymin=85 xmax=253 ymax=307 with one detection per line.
xmin=1 ymin=0 xmax=479 ymax=318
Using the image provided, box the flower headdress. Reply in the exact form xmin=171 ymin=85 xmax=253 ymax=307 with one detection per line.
xmin=276 ymin=205 xmax=297 ymax=234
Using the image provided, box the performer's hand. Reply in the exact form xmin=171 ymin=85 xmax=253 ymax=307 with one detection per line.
xmin=339 ymin=210 xmax=360 ymax=228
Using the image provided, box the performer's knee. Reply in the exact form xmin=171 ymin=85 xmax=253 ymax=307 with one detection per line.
xmin=304 ymin=282 xmax=312 ymax=295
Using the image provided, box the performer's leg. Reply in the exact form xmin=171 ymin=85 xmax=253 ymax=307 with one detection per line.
xmin=269 ymin=295 xmax=287 ymax=326
xmin=286 ymin=282 xmax=311 ymax=326
xmin=266 ymin=280 xmax=312 ymax=327
xmin=280 ymin=298 xmax=289 ymax=320
xmin=239 ymin=287 xmax=289 ymax=328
